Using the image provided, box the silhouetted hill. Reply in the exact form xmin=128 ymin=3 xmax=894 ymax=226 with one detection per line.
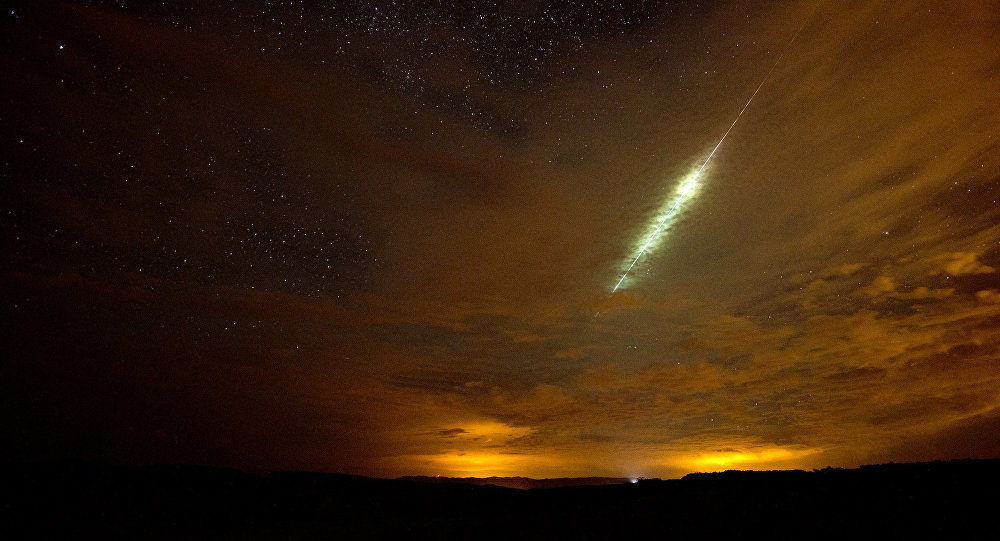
xmin=399 ymin=475 xmax=631 ymax=489
xmin=2 ymin=459 xmax=997 ymax=539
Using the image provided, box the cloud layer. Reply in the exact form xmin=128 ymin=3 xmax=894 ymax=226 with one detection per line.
xmin=3 ymin=0 xmax=999 ymax=477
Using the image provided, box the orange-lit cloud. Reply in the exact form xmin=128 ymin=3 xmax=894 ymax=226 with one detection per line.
xmin=675 ymin=447 xmax=821 ymax=471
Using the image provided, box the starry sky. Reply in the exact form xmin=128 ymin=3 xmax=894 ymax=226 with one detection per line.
xmin=3 ymin=0 xmax=1000 ymax=479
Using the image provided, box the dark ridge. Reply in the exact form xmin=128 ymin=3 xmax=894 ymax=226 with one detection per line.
xmin=1 ymin=459 xmax=997 ymax=539
xmin=398 ymin=475 xmax=632 ymax=490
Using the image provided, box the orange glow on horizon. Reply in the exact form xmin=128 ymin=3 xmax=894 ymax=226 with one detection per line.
xmin=404 ymin=451 xmax=568 ymax=477
xmin=676 ymin=447 xmax=821 ymax=471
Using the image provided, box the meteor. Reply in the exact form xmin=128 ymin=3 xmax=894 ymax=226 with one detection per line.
xmin=610 ymin=28 xmax=803 ymax=294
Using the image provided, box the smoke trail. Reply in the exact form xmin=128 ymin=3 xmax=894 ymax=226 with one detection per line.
xmin=611 ymin=24 xmax=807 ymax=294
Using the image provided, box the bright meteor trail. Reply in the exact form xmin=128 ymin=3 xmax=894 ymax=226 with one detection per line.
xmin=611 ymin=28 xmax=803 ymax=294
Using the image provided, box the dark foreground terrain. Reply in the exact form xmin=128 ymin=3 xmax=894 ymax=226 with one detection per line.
xmin=398 ymin=475 xmax=631 ymax=490
xmin=2 ymin=459 xmax=997 ymax=539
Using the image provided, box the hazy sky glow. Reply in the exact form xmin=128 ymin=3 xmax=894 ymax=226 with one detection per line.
xmin=3 ymin=0 xmax=1000 ymax=479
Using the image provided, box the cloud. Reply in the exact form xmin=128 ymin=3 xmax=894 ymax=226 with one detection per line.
xmin=555 ymin=346 xmax=592 ymax=360
xmin=864 ymin=276 xmax=897 ymax=297
xmin=874 ymin=408 xmax=1000 ymax=464
xmin=934 ymin=252 xmax=996 ymax=276
xmin=833 ymin=263 xmax=865 ymax=276
xmin=976 ymin=290 xmax=1000 ymax=304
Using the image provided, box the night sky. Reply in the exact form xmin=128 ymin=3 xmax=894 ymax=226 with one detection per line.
xmin=3 ymin=0 xmax=1000 ymax=479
